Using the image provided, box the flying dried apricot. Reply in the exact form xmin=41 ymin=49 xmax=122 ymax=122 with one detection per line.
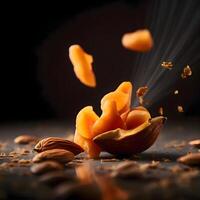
xmin=122 ymin=29 xmax=153 ymax=52
xmin=69 ymin=44 xmax=96 ymax=87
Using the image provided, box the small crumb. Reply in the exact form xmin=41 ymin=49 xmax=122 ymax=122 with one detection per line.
xmin=170 ymin=165 xmax=183 ymax=173
xmin=165 ymin=140 xmax=186 ymax=149
xmin=181 ymin=65 xmax=192 ymax=79
xmin=174 ymin=90 xmax=179 ymax=95
xmin=140 ymin=161 xmax=160 ymax=170
xmin=136 ymin=86 xmax=148 ymax=97
xmin=162 ymin=158 xmax=171 ymax=162
xmin=177 ymin=105 xmax=184 ymax=113
xmin=158 ymin=107 xmax=163 ymax=115
xmin=138 ymin=97 xmax=144 ymax=105
xmin=161 ymin=61 xmax=173 ymax=69
xmin=18 ymin=159 xmax=32 ymax=165
xmin=101 ymin=158 xmax=119 ymax=163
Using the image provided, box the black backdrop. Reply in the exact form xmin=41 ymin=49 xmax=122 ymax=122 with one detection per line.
xmin=1 ymin=0 xmax=200 ymax=123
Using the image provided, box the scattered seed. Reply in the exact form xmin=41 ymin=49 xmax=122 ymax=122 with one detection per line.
xmin=170 ymin=165 xmax=184 ymax=173
xmin=54 ymin=183 xmax=102 ymax=200
xmin=39 ymin=171 xmax=73 ymax=185
xmin=31 ymin=161 xmax=64 ymax=175
xmin=18 ymin=159 xmax=32 ymax=165
xmin=100 ymin=158 xmax=119 ymax=162
xmin=165 ymin=140 xmax=187 ymax=149
xmin=14 ymin=135 xmax=37 ymax=145
xmin=189 ymin=139 xmax=200 ymax=149
xmin=177 ymin=152 xmax=200 ymax=166
xmin=162 ymin=158 xmax=171 ymax=162
xmin=32 ymin=149 xmax=74 ymax=163
xmin=34 ymin=137 xmax=83 ymax=155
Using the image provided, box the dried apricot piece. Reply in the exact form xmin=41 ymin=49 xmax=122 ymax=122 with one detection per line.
xmin=101 ymin=82 xmax=132 ymax=115
xmin=126 ymin=107 xmax=151 ymax=130
xmin=74 ymin=131 xmax=101 ymax=158
xmin=122 ymin=29 xmax=153 ymax=52
xmin=69 ymin=44 xmax=96 ymax=87
xmin=93 ymin=101 xmax=126 ymax=136
xmin=76 ymin=106 xmax=99 ymax=139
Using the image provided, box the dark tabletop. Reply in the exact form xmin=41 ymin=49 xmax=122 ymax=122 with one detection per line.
xmin=0 ymin=117 xmax=200 ymax=200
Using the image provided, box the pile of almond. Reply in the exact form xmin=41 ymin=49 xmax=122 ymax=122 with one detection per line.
xmin=31 ymin=137 xmax=84 ymax=174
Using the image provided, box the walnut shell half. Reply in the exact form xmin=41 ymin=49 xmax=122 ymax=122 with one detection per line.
xmin=93 ymin=116 xmax=166 ymax=156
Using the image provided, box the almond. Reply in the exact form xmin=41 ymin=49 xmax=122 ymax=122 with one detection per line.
xmin=177 ymin=153 xmax=200 ymax=166
xmin=14 ymin=135 xmax=37 ymax=144
xmin=39 ymin=171 xmax=73 ymax=185
xmin=31 ymin=161 xmax=64 ymax=175
xmin=32 ymin=149 xmax=74 ymax=163
xmin=189 ymin=139 xmax=200 ymax=149
xmin=34 ymin=137 xmax=83 ymax=155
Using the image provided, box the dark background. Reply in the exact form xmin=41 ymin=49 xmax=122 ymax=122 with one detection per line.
xmin=1 ymin=0 xmax=200 ymax=123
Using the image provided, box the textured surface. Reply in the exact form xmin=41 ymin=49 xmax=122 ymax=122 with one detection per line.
xmin=0 ymin=118 xmax=200 ymax=199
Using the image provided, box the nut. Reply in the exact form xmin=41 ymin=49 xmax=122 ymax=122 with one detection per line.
xmin=177 ymin=153 xmax=200 ymax=166
xmin=32 ymin=149 xmax=74 ymax=163
xmin=189 ymin=139 xmax=200 ymax=149
xmin=31 ymin=161 xmax=64 ymax=175
xmin=34 ymin=137 xmax=83 ymax=155
xmin=93 ymin=116 xmax=166 ymax=156
xmin=39 ymin=171 xmax=73 ymax=185
xmin=14 ymin=135 xmax=37 ymax=144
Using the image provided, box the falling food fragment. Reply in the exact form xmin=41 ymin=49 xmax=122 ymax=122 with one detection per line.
xmin=177 ymin=105 xmax=184 ymax=113
xmin=136 ymin=86 xmax=148 ymax=105
xmin=121 ymin=29 xmax=153 ymax=52
xmin=69 ymin=44 xmax=96 ymax=87
xmin=161 ymin=61 xmax=173 ymax=70
xmin=136 ymin=86 xmax=148 ymax=97
xmin=181 ymin=65 xmax=192 ymax=79
xmin=158 ymin=107 xmax=164 ymax=115
xmin=174 ymin=90 xmax=179 ymax=95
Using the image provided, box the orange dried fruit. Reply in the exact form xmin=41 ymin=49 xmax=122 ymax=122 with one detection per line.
xmin=74 ymin=131 xmax=101 ymax=158
xmin=93 ymin=101 xmax=126 ymax=136
xmin=101 ymin=82 xmax=132 ymax=115
xmin=69 ymin=44 xmax=96 ymax=87
xmin=122 ymin=29 xmax=153 ymax=52
xmin=126 ymin=107 xmax=151 ymax=130
xmin=76 ymin=106 xmax=99 ymax=139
